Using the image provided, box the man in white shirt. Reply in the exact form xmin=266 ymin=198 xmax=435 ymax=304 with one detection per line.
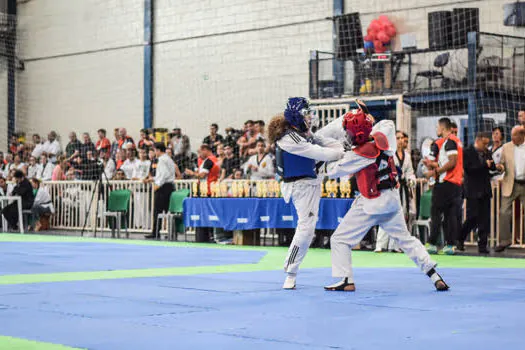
xmin=120 ymin=149 xmax=139 ymax=180
xmin=37 ymin=154 xmax=55 ymax=181
xmin=42 ymin=131 xmax=61 ymax=163
xmin=144 ymin=142 xmax=175 ymax=239
xmin=132 ymin=149 xmax=152 ymax=229
xmin=31 ymin=134 xmax=45 ymax=159
xmin=243 ymin=140 xmax=275 ymax=180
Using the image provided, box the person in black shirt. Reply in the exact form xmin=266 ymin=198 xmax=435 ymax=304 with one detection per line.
xmin=203 ymin=123 xmax=224 ymax=154
xmin=220 ymin=144 xmax=240 ymax=180
xmin=457 ymin=132 xmax=496 ymax=254
xmin=2 ymin=170 xmax=35 ymax=229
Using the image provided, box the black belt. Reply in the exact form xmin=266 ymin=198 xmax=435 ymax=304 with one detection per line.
xmin=515 ymin=179 xmax=525 ymax=185
xmin=377 ymin=179 xmax=398 ymax=191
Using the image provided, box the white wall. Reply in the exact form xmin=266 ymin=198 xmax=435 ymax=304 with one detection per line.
xmin=15 ymin=0 xmax=144 ymax=147
xmin=154 ymin=0 xmax=333 ymax=147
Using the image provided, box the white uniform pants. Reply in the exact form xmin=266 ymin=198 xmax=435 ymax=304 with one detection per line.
xmin=331 ymin=190 xmax=436 ymax=282
xmin=283 ymin=181 xmax=321 ymax=274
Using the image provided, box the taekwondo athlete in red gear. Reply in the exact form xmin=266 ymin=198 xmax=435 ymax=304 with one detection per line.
xmin=269 ymin=97 xmax=344 ymax=290
xmin=322 ymin=103 xmax=449 ymax=292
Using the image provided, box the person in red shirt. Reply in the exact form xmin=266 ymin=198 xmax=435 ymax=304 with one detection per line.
xmin=95 ymin=129 xmax=111 ymax=153
xmin=185 ymin=144 xmax=220 ymax=194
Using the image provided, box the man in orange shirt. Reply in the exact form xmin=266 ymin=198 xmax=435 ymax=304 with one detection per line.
xmin=423 ymin=117 xmax=464 ymax=255
xmin=96 ymin=129 xmax=111 ymax=153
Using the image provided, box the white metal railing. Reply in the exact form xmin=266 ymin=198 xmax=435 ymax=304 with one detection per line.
xmin=45 ymin=180 xmax=196 ymax=234
xmin=35 ymin=179 xmax=525 ymax=247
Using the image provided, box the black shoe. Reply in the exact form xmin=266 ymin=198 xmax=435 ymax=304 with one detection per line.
xmin=456 ymin=242 xmax=465 ymax=252
xmin=144 ymin=234 xmax=156 ymax=239
xmin=478 ymin=248 xmax=490 ymax=255
xmin=494 ymin=244 xmax=510 ymax=253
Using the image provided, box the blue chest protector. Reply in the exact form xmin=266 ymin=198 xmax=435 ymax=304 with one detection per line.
xmin=275 ymin=131 xmax=317 ymax=182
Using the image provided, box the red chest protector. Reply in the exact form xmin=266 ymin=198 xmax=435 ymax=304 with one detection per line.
xmin=353 ymin=132 xmax=398 ymax=199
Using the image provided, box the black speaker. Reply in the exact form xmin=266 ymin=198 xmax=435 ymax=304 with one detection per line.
xmin=428 ymin=11 xmax=453 ymax=50
xmin=452 ymin=8 xmax=479 ymax=47
xmin=504 ymin=2 xmax=525 ymax=27
xmin=335 ymin=12 xmax=363 ymax=60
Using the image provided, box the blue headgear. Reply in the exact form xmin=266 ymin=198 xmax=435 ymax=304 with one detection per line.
xmin=284 ymin=97 xmax=310 ymax=133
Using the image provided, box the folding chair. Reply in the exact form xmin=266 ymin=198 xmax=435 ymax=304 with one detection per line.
xmin=102 ymin=189 xmax=131 ymax=238
xmin=157 ymin=189 xmax=190 ymax=241
xmin=412 ymin=189 xmax=432 ymax=244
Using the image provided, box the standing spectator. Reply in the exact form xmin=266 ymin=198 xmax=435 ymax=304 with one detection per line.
xmin=457 ymin=132 xmax=495 ymax=254
xmin=80 ymin=133 xmax=96 ymax=161
xmin=37 ymin=154 xmax=54 ymax=181
xmin=1 ymin=170 xmax=34 ymax=230
xmin=95 ymin=129 xmax=111 ymax=153
xmin=42 ymin=131 xmax=61 ymax=163
xmin=518 ymin=110 xmax=525 ymax=127
xmin=224 ymin=127 xmax=240 ymax=156
xmin=237 ymin=120 xmax=255 ymax=159
xmin=110 ymin=128 xmax=120 ymax=160
xmin=148 ymin=149 xmax=157 ymax=178
xmin=169 ymin=128 xmax=184 ymax=156
xmin=31 ymin=134 xmax=45 ymax=159
xmin=118 ymin=128 xmax=135 ymax=150
xmin=132 ymin=148 xmax=152 ymax=229
xmin=450 ymin=121 xmax=459 ymax=137
xmin=100 ymin=148 xmax=116 ymax=180
xmin=220 ymin=144 xmax=240 ymax=180
xmin=30 ymin=178 xmax=54 ymax=232
xmin=52 ymin=156 xmax=67 ymax=181
xmin=121 ymin=148 xmax=139 ymax=180
xmin=174 ymin=135 xmax=198 ymax=178
xmin=138 ymin=129 xmax=155 ymax=152
xmin=27 ymin=156 xmax=39 ymax=179
xmin=489 ymin=126 xmax=504 ymax=182
xmin=494 ymin=126 xmax=525 ymax=252
xmin=423 ymin=117 xmax=464 ymax=255
xmin=246 ymin=121 xmax=266 ymax=157
xmin=9 ymin=134 xmax=21 ymax=156
xmin=216 ymin=143 xmax=225 ymax=167
xmin=203 ymin=123 xmax=224 ymax=154
xmin=243 ymin=140 xmax=275 ymax=180
xmin=144 ymin=142 xmax=175 ymax=239
xmin=65 ymin=132 xmax=82 ymax=158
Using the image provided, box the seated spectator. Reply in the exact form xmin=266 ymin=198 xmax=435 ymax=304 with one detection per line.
xmin=220 ymin=144 xmax=240 ymax=180
xmin=216 ymin=143 xmax=225 ymax=168
xmin=1 ymin=170 xmax=34 ymax=230
xmin=31 ymin=134 xmax=45 ymax=159
xmin=138 ymin=129 xmax=155 ymax=152
xmin=95 ymin=128 xmax=111 ymax=153
xmin=52 ymin=156 xmax=67 ymax=181
xmin=30 ymin=178 xmax=54 ymax=232
xmin=66 ymin=132 xmax=82 ymax=158
xmin=131 ymin=149 xmax=152 ymax=181
xmin=243 ymin=140 xmax=275 ymax=180
xmin=114 ymin=169 xmax=127 ymax=180
xmin=11 ymin=154 xmax=27 ymax=174
xmin=115 ymin=149 xmax=126 ymax=170
xmin=80 ymin=133 xmax=96 ymax=161
xmin=0 ymin=176 xmax=13 ymax=196
xmin=27 ymin=156 xmax=39 ymax=178
xmin=203 ymin=123 xmax=224 ymax=154
xmin=233 ymin=168 xmax=244 ymax=180
xmin=121 ymin=148 xmax=139 ymax=179
xmin=118 ymin=128 xmax=135 ymax=150
xmin=37 ymin=154 xmax=55 ymax=181
xmin=42 ymin=131 xmax=61 ymax=163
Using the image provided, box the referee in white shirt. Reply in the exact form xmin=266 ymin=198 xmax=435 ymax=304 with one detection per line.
xmin=144 ymin=142 xmax=175 ymax=239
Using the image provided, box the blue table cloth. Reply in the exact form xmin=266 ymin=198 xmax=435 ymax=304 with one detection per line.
xmin=183 ymin=198 xmax=353 ymax=231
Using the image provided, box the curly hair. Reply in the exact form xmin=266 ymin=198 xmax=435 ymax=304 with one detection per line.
xmin=267 ymin=113 xmax=289 ymax=145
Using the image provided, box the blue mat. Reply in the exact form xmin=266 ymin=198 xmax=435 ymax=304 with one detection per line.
xmin=1 ymin=268 xmax=525 ymax=349
xmin=0 ymin=242 xmax=266 ymax=275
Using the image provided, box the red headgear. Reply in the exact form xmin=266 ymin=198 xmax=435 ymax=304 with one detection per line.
xmin=342 ymin=109 xmax=374 ymax=145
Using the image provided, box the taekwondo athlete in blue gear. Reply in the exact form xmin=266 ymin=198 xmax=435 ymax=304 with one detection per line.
xmin=269 ymin=97 xmax=344 ymax=289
